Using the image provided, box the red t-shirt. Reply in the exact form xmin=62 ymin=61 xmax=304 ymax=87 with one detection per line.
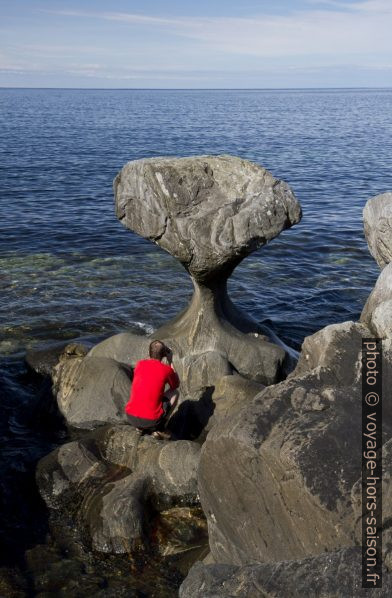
xmin=125 ymin=359 xmax=179 ymax=421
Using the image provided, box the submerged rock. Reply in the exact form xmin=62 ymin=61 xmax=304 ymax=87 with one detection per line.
xmin=179 ymin=548 xmax=392 ymax=597
xmin=363 ymin=192 xmax=392 ymax=269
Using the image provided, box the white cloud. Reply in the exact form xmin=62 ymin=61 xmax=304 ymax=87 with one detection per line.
xmin=47 ymin=1 xmax=392 ymax=58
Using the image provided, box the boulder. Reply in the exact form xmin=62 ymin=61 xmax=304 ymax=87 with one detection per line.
xmin=53 ymin=349 xmax=132 ymax=429
xmin=363 ymin=192 xmax=392 ymax=269
xmin=361 ymin=262 xmax=392 ymax=338
xmin=197 ymin=321 xmax=392 ymax=565
xmin=114 ymin=155 xmax=302 ymax=386
xmin=36 ymin=438 xmax=125 ymax=513
xmin=87 ymin=332 xmax=150 ymax=365
xmin=36 ymin=425 xmax=202 ymax=555
xmin=290 ymin=320 xmax=371 ymax=384
xmin=208 ymin=374 xmax=264 ymax=428
xmin=179 ymin=548 xmax=392 ymax=597
xmin=25 ymin=342 xmax=88 ymax=377
xmin=84 ymin=474 xmax=147 ymax=553
xmin=114 ymin=155 xmax=301 ymax=282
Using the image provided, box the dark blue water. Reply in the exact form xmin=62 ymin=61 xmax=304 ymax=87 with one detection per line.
xmin=0 ymin=88 xmax=391 ymax=577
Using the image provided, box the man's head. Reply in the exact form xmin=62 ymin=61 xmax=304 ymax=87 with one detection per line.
xmin=149 ymin=339 xmax=168 ymax=361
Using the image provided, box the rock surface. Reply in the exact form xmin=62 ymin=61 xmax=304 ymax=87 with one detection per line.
xmin=361 ymin=262 xmax=392 ymax=338
xmin=36 ymin=425 xmax=201 ymax=555
xmin=197 ymin=321 xmax=392 ymax=565
xmin=114 ymin=155 xmax=301 ymax=282
xmin=363 ymin=192 xmax=392 ymax=269
xmin=114 ymin=155 xmax=302 ymax=387
xmin=179 ymin=548 xmax=392 ymax=597
xmin=53 ymin=346 xmax=132 ymax=429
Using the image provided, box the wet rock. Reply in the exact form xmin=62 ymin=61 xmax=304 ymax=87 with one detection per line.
xmin=363 ymin=191 xmax=392 ymax=269
xmin=53 ymin=350 xmax=132 ymax=429
xmin=36 ymin=439 xmax=122 ymax=512
xmin=25 ymin=341 xmax=87 ymax=377
xmin=85 ymin=474 xmax=147 ymax=553
xmin=179 ymin=547 xmax=392 ymax=597
xmin=37 ymin=425 xmax=202 ymax=556
xmin=197 ymin=320 xmax=392 ymax=565
xmin=361 ymin=262 xmax=392 ymax=338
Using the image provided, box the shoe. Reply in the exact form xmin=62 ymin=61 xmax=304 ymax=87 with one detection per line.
xmin=152 ymin=430 xmax=171 ymax=441
xmin=135 ymin=428 xmax=144 ymax=436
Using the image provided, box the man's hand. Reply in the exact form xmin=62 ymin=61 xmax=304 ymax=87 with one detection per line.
xmin=165 ymin=346 xmax=173 ymax=365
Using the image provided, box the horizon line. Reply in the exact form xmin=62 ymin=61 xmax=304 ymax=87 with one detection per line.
xmin=1 ymin=86 xmax=392 ymax=91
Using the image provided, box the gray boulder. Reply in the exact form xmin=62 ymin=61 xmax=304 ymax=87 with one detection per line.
xmin=179 ymin=548 xmax=392 ymax=597
xmin=53 ymin=348 xmax=132 ymax=429
xmin=114 ymin=155 xmax=302 ymax=386
xmin=361 ymin=262 xmax=392 ymax=338
xmin=114 ymin=155 xmax=301 ymax=282
xmin=363 ymin=192 xmax=392 ymax=269
xmin=289 ymin=320 xmax=370 ymax=384
xmin=36 ymin=425 xmax=201 ymax=555
xmin=87 ymin=332 xmax=150 ymax=365
xmin=85 ymin=474 xmax=147 ymax=553
xmin=197 ymin=321 xmax=392 ymax=565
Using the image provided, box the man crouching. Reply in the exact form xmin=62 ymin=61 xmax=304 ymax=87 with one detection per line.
xmin=125 ymin=339 xmax=179 ymax=440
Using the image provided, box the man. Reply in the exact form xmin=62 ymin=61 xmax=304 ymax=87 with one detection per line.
xmin=125 ymin=339 xmax=179 ymax=440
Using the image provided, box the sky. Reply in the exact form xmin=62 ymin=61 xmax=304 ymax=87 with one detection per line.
xmin=0 ymin=0 xmax=392 ymax=88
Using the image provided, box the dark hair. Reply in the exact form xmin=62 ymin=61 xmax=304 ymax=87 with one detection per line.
xmin=149 ymin=339 xmax=167 ymax=360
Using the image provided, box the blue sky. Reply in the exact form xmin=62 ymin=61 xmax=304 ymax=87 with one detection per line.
xmin=0 ymin=0 xmax=391 ymax=88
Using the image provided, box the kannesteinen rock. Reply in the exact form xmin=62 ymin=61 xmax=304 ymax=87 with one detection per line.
xmin=114 ymin=155 xmax=301 ymax=388
xmin=363 ymin=192 xmax=392 ymax=269
xmin=49 ymin=155 xmax=302 ymax=432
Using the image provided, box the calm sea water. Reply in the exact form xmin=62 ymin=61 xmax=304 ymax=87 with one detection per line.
xmin=0 ymin=88 xmax=391 ymax=580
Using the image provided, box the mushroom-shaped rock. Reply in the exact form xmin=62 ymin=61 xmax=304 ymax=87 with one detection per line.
xmin=363 ymin=192 xmax=392 ymax=269
xmin=114 ymin=155 xmax=302 ymax=386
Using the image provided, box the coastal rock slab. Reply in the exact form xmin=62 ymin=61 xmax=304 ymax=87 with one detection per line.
xmin=114 ymin=155 xmax=301 ymax=281
xmin=197 ymin=320 xmax=392 ymax=565
xmin=363 ymin=192 xmax=392 ymax=269
xmin=179 ymin=548 xmax=392 ymax=597
xmin=361 ymin=262 xmax=392 ymax=338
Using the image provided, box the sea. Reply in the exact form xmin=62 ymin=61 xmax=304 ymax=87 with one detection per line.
xmin=0 ymin=88 xmax=391 ymax=592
